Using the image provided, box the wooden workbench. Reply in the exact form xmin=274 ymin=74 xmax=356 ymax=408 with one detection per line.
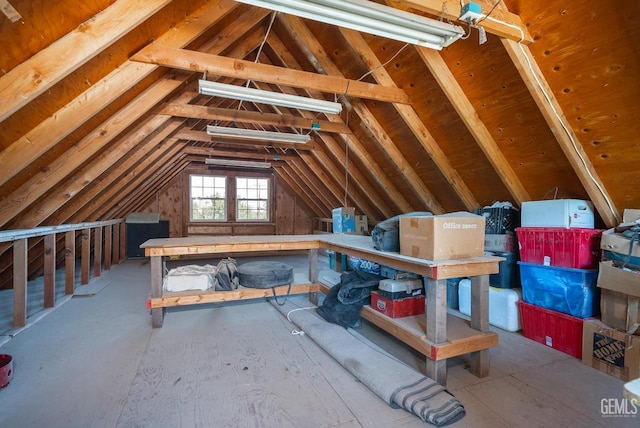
xmin=141 ymin=234 xmax=502 ymax=385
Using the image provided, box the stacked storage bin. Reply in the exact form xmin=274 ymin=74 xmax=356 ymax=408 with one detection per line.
xmin=516 ymin=199 xmax=604 ymax=358
xmin=475 ymin=202 xmax=521 ymax=288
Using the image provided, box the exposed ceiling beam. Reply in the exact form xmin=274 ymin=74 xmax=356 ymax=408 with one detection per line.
xmin=274 ymin=167 xmax=326 ymax=216
xmin=183 ymin=146 xmax=299 ymax=161
xmin=130 ymin=44 xmax=412 ymax=105
xmin=501 ymin=39 xmax=620 ymax=227
xmin=415 ymin=46 xmax=531 ymax=205
xmin=0 ymin=0 xmax=175 ymax=122
xmin=0 ymin=77 xmax=181 ymax=228
xmin=173 ymin=129 xmax=316 ymax=151
xmin=0 ymin=0 xmax=241 ymax=188
xmin=159 ymin=103 xmax=350 ymax=134
xmin=338 ymin=25 xmax=479 ymax=211
xmin=388 ymin=0 xmax=533 ymax=44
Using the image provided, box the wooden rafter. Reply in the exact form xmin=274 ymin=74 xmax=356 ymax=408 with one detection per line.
xmin=130 ymin=44 xmax=411 ymax=105
xmin=388 ymin=0 xmax=533 ymax=44
xmin=338 ymin=26 xmax=480 ymax=211
xmin=0 ymin=0 xmax=174 ymax=121
xmin=415 ymin=46 xmax=530 ymax=205
xmin=501 ymin=39 xmax=620 ymax=227
xmin=0 ymin=0 xmax=241 ymax=188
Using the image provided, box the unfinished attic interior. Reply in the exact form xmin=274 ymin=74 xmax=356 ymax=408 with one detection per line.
xmin=1 ymin=0 xmax=640 ymax=426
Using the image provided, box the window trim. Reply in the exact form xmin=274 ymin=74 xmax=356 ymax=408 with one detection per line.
xmin=189 ymin=174 xmax=228 ymax=222
xmin=236 ymin=176 xmax=270 ymax=222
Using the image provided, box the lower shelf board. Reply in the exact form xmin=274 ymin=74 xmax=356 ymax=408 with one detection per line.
xmin=148 ymin=283 xmax=319 ymax=308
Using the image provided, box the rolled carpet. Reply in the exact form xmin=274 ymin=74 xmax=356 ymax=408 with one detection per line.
xmin=270 ymin=296 xmax=465 ymax=426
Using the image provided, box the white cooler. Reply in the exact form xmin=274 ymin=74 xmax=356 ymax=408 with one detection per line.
xmin=458 ymin=279 xmax=522 ymax=332
xmin=521 ymin=199 xmax=594 ymax=228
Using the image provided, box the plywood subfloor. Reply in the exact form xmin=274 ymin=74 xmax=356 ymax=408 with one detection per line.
xmin=0 ymin=256 xmax=636 ymax=427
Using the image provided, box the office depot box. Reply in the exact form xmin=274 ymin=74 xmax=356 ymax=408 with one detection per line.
xmin=484 ymin=233 xmax=518 ymax=253
xmin=370 ymin=291 xmax=425 ymax=318
xmin=459 ymin=279 xmax=522 ymax=332
xmin=582 ymin=319 xmax=640 ymax=381
xmin=518 ymin=261 xmax=599 ymax=318
xmin=521 ymin=199 xmax=594 ymax=228
xmin=520 ymin=301 xmax=586 ymax=358
xmin=516 ymin=227 xmax=603 ymax=269
xmin=332 ymin=207 xmax=355 ymax=233
xmin=597 ymin=261 xmax=640 ymax=334
xmin=400 ymin=212 xmax=485 ymax=260
xmin=378 ymin=276 xmax=423 ymax=299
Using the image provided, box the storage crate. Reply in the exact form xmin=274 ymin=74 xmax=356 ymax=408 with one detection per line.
xmin=446 ymin=278 xmax=462 ymax=310
xmin=519 ymin=301 xmax=586 ymax=359
xmin=475 ymin=205 xmax=520 ymax=234
xmin=487 ymin=251 xmax=520 ymax=288
xmin=518 ymin=261 xmax=599 ymax=318
xmin=516 ymin=227 xmax=604 ymax=269
xmin=327 ymin=251 xmax=349 ymax=271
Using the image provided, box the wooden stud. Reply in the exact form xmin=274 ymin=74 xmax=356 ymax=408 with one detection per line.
xmin=93 ymin=226 xmax=102 ymax=278
xmin=104 ymin=224 xmax=112 ymax=271
xmin=13 ymin=238 xmax=27 ymax=328
xmin=81 ymin=228 xmax=91 ymax=285
xmin=469 ymin=274 xmax=491 ymax=378
xmin=65 ymin=231 xmax=76 ymax=294
xmin=44 ymin=234 xmax=56 ymax=308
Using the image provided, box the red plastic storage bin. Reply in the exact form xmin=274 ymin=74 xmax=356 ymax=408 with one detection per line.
xmin=518 ymin=301 xmax=586 ymax=359
xmin=515 ymin=227 xmax=604 ymax=269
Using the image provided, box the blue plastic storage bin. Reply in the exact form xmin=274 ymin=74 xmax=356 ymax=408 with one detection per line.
xmin=518 ymin=261 xmax=599 ymax=318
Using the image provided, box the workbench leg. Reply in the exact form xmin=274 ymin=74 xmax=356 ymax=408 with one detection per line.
xmin=150 ymin=255 xmax=164 ymax=328
xmin=469 ymin=274 xmax=490 ymax=377
xmin=308 ymin=249 xmax=319 ymax=305
xmin=425 ymin=277 xmax=448 ymax=385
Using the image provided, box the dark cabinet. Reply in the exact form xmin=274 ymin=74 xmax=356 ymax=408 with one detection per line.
xmin=127 ymin=220 xmax=170 ymax=258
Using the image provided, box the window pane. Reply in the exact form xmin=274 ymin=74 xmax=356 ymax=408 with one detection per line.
xmin=236 ymin=177 xmax=269 ymax=222
xmin=190 ymin=174 xmax=226 ymax=221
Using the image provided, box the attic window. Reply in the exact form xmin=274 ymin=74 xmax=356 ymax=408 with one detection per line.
xmin=190 ymin=175 xmax=227 ymax=221
xmin=236 ymin=177 xmax=269 ymax=222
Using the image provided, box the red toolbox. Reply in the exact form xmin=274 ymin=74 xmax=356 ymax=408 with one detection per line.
xmin=370 ymin=291 xmax=425 ymax=318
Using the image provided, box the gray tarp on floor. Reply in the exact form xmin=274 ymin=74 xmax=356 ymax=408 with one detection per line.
xmin=270 ymin=296 xmax=465 ymax=426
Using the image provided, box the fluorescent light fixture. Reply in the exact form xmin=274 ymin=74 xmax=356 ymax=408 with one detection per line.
xmin=198 ymin=80 xmax=342 ymax=114
xmin=234 ymin=0 xmax=465 ymax=50
xmin=206 ymin=125 xmax=311 ymax=144
xmin=205 ymin=158 xmax=272 ymax=169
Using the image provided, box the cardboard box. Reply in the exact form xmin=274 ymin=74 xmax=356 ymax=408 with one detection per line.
xmin=597 ymin=261 xmax=640 ymax=334
xmin=623 ymin=208 xmax=640 ymax=223
xmin=370 ymin=291 xmax=425 ymax=318
xmin=582 ymin=319 xmax=640 ymax=381
xmin=600 ymin=229 xmax=640 ymax=262
xmin=521 ymin=199 xmax=594 ymax=228
xmin=399 ymin=212 xmax=485 ymax=260
xmin=354 ymin=215 xmax=368 ymax=234
xmin=332 ymin=207 xmax=355 ymax=233
xmin=484 ymin=233 xmax=517 ymax=253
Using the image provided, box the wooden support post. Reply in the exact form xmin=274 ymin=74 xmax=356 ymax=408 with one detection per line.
xmin=104 ymin=224 xmax=112 ymax=271
xmin=65 ymin=231 xmax=76 ymax=294
xmin=93 ymin=226 xmax=102 ymax=277
xmin=120 ymin=222 xmax=127 ymax=261
xmin=150 ymin=255 xmax=164 ymax=328
xmin=44 ymin=234 xmax=56 ymax=308
xmin=469 ymin=274 xmax=491 ymax=378
xmin=425 ymin=277 xmax=448 ymax=385
xmin=112 ymin=223 xmax=120 ymax=265
xmin=81 ymin=228 xmax=90 ymax=285
xmin=13 ymin=238 xmax=27 ymax=328
xmin=308 ymin=248 xmax=319 ymax=305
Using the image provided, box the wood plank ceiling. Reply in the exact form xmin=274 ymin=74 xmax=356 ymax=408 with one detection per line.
xmin=1 ymin=0 xmax=639 ymax=235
